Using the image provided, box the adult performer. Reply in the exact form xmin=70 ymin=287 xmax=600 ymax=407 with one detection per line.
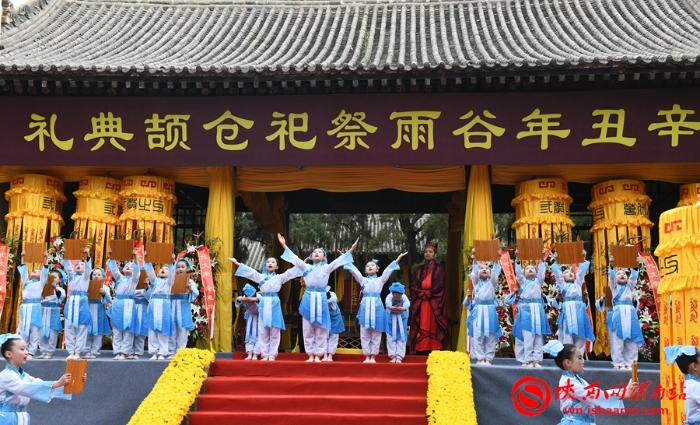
xmin=409 ymin=242 xmax=448 ymax=353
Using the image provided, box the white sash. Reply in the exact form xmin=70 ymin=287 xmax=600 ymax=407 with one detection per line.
xmin=391 ymin=313 xmax=405 ymax=341
xmin=153 ymin=298 xmax=163 ymax=331
xmin=123 ymin=299 xmax=134 ymax=329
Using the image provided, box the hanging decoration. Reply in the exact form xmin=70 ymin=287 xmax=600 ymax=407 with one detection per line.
xmin=118 ymin=175 xmax=177 ymax=243
xmin=677 ymin=183 xmax=700 ymax=207
xmin=511 ymin=178 xmax=574 ymax=242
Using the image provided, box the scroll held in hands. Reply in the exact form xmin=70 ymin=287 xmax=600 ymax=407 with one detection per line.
xmin=171 ymin=274 xmax=190 ymax=294
xmin=145 ymin=242 xmax=174 ymax=265
xmin=473 ymin=239 xmax=501 ymax=262
xmin=63 ymin=239 xmax=88 ymax=260
xmin=64 ymin=359 xmax=87 ymax=395
xmin=109 ymin=239 xmax=134 ymax=261
xmin=610 ymin=245 xmax=639 ymax=269
xmin=517 ymin=238 xmax=543 ymax=261
xmin=555 ymin=241 xmax=584 ymax=264
xmin=23 ymin=242 xmax=46 ymax=264
xmin=88 ymin=280 xmax=104 ymax=300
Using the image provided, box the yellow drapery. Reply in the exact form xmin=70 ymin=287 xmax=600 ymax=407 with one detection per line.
xmin=588 ymin=180 xmax=653 ymax=356
xmin=2 ymin=174 xmax=65 ymax=333
xmin=511 ymin=178 xmax=574 ymax=241
xmin=678 ymin=183 xmax=700 ymax=207
xmin=655 ymin=205 xmax=700 ymax=425
xmin=71 ymin=176 xmax=122 ymax=268
xmin=204 ymin=167 xmax=235 ymax=352
xmin=119 ymin=175 xmax=177 ymax=242
xmin=236 ymin=166 xmax=466 ymax=192
xmin=457 ymin=166 xmax=495 ymax=353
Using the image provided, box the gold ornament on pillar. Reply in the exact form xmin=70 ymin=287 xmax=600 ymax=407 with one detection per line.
xmin=654 ymin=205 xmax=700 ymax=425
xmin=588 ymin=179 xmax=653 ymax=356
xmin=3 ymin=174 xmax=66 ymax=332
xmin=677 ymin=183 xmax=700 ymax=207
xmin=118 ymin=175 xmax=177 ymax=243
xmin=71 ymin=176 xmax=123 ymax=268
xmin=511 ymin=178 xmax=574 ymax=242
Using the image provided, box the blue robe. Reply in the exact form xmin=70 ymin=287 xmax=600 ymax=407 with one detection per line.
xmin=0 ymin=364 xmax=71 ymax=425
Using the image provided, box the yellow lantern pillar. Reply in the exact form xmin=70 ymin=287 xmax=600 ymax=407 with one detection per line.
xmin=654 ymin=205 xmax=700 ymax=425
xmin=588 ymin=179 xmax=653 ymax=356
xmin=511 ymin=178 xmax=574 ymax=243
xmin=118 ymin=175 xmax=177 ymax=242
xmin=3 ymin=174 xmax=66 ymax=333
xmin=677 ymin=183 xmax=700 ymax=207
xmin=71 ymin=176 xmax=122 ymax=268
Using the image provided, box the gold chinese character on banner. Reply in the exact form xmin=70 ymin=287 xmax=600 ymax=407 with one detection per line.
xmin=582 ymin=109 xmax=636 ymax=147
xmin=327 ymin=110 xmax=377 ymax=150
xmin=516 ymin=108 xmax=570 ymax=150
xmin=145 ymin=114 xmax=191 ymax=151
xmin=452 ymin=110 xmax=505 ymax=149
xmin=24 ymin=114 xmax=74 ymax=151
xmin=202 ymin=111 xmax=254 ymax=151
xmin=390 ymin=111 xmax=441 ymax=150
xmin=647 ymin=104 xmax=700 ymax=147
xmin=266 ymin=112 xmax=316 ymax=150
xmin=84 ymin=112 xmax=134 ymax=151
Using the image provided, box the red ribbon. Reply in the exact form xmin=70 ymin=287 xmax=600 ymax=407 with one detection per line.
xmin=133 ymin=239 xmax=145 ymax=267
xmin=499 ymin=250 xmax=518 ymax=317
xmin=0 ymin=243 xmax=9 ymax=318
xmin=196 ymin=246 xmax=216 ymax=340
xmin=638 ymin=252 xmax=661 ymax=308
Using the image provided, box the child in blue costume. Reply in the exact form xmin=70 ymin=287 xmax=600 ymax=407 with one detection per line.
xmin=0 ymin=333 xmax=81 ymax=424
xmin=550 ymin=250 xmax=595 ymax=353
xmin=665 ymin=345 xmax=700 ymax=425
xmin=544 ymin=340 xmax=637 ymax=425
xmin=61 ymin=247 xmax=93 ymax=360
xmin=506 ymin=249 xmax=551 ymax=367
xmin=346 ymin=253 xmax=406 ymax=363
xmin=324 ymin=286 xmax=344 ymax=362
xmin=168 ymin=259 xmax=199 ymax=359
xmin=37 ymin=269 xmax=66 ymax=359
xmin=17 ymin=252 xmax=50 ymax=359
xmin=463 ymin=248 xmax=502 ymax=365
xmin=131 ymin=281 xmax=150 ymax=360
xmin=278 ymin=233 xmax=359 ymax=362
xmin=143 ymin=260 xmax=175 ymax=360
xmin=235 ymin=283 xmax=260 ymax=360
xmin=231 ymin=257 xmax=302 ymax=361
xmin=106 ymin=251 xmax=141 ymax=360
xmin=385 ymin=282 xmax=410 ymax=364
xmin=83 ymin=268 xmax=111 ymax=359
xmin=606 ymin=254 xmax=644 ymax=369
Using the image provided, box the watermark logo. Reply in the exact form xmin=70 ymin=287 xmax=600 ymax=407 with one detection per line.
xmin=511 ymin=376 xmax=552 ymax=417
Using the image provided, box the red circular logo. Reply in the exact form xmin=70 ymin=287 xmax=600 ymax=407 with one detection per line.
xmin=511 ymin=376 xmax=552 ymax=417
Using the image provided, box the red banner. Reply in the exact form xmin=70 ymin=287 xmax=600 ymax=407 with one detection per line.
xmin=499 ymin=250 xmax=518 ymax=317
xmin=197 ymin=246 xmax=216 ymax=341
xmin=639 ymin=252 xmax=662 ymax=308
xmin=133 ymin=239 xmax=145 ymax=267
xmin=0 ymin=243 xmax=9 ymax=318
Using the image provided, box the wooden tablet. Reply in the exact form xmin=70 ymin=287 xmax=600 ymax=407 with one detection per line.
xmin=610 ymin=245 xmax=639 ymax=268
xmin=473 ymin=239 xmax=500 ymax=262
xmin=64 ymin=359 xmax=87 ymax=395
xmin=517 ymin=238 xmax=543 ymax=261
xmin=145 ymin=242 xmax=174 ymax=264
xmin=24 ymin=242 xmax=46 ymax=264
xmin=171 ymin=274 xmax=190 ymax=294
xmin=555 ymin=241 xmax=584 ymax=264
xmin=109 ymin=240 xmax=134 ymax=261
xmin=63 ymin=239 xmax=88 ymax=260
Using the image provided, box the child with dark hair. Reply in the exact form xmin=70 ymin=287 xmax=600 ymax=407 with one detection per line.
xmin=17 ymin=251 xmax=50 ymax=359
xmin=607 ymin=254 xmax=645 ymax=369
xmin=0 ymin=333 xmax=83 ymax=423
xmin=325 ymin=285 xmax=345 ymax=362
xmin=61 ymin=247 xmax=93 ymax=360
xmin=143 ymin=260 xmax=176 ymax=360
xmin=665 ymin=345 xmax=700 ymax=425
xmin=37 ymin=268 xmax=66 ymax=359
xmin=385 ymin=282 xmax=410 ymax=363
xmin=235 ymin=283 xmax=260 ymax=360
xmin=106 ymin=251 xmax=141 ymax=360
xmin=83 ymin=268 xmax=111 ymax=359
xmin=543 ymin=340 xmax=638 ymax=424
xmin=169 ymin=258 xmax=199 ymax=358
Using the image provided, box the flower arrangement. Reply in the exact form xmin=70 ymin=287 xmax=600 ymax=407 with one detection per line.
xmin=127 ymin=348 xmax=215 ymax=425
xmin=426 ymin=351 xmax=478 ymax=425
xmin=634 ymin=261 xmax=660 ymax=361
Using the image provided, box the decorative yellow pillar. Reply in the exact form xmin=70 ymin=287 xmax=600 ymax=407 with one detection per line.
xmin=654 ymin=205 xmax=700 ymax=425
xmin=677 ymin=183 xmax=700 ymax=207
xmin=588 ymin=179 xmax=653 ymax=355
xmin=118 ymin=175 xmax=177 ymax=242
xmin=511 ymin=178 xmax=574 ymax=242
xmin=71 ymin=176 xmax=122 ymax=268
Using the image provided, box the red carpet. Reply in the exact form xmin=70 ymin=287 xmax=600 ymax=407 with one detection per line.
xmin=188 ymin=353 xmax=428 ymax=425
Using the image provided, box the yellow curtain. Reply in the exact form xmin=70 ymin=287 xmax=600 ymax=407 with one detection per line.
xmin=237 ymin=166 xmax=466 ymax=193
xmin=678 ymin=183 xmax=700 ymax=207
xmin=71 ymin=176 xmax=122 ymax=268
xmin=511 ymin=178 xmax=574 ymax=241
xmin=457 ymin=166 xmax=495 ymax=352
xmin=119 ymin=175 xmax=177 ymax=242
xmin=589 ymin=180 xmax=653 ymax=356
xmin=2 ymin=174 xmax=65 ymax=333
xmin=204 ymin=167 xmax=235 ymax=352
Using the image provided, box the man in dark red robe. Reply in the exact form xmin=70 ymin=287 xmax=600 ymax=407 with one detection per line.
xmin=409 ymin=242 xmax=449 ymax=353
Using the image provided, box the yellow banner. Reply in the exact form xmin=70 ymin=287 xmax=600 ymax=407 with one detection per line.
xmin=659 ymin=291 xmax=677 ymax=425
xmin=511 ymin=178 xmax=574 ymax=240
xmin=678 ymin=183 xmax=700 ymax=207
xmin=119 ymin=175 xmax=177 ymax=243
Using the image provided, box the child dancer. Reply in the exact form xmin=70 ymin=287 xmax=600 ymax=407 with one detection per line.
xmin=37 ymin=268 xmax=66 ymax=359
xmin=346 ymin=253 xmax=406 ymax=363
xmin=463 ymin=250 xmax=502 ymax=365
xmin=144 ymin=260 xmax=175 ymax=360
xmin=61 ymin=248 xmax=92 ymax=360
xmin=0 ymin=333 xmax=81 ymax=423
xmin=84 ymin=268 xmax=111 ymax=359
xmin=385 ymin=282 xmax=410 ymax=363
xmin=169 ymin=258 xmax=199 ymax=358
xmin=664 ymin=345 xmax=700 ymax=425
xmin=17 ymin=252 xmax=50 ymax=359
xmin=543 ymin=340 xmax=637 ymax=424
xmin=235 ymin=283 xmax=260 ymax=360
xmin=550 ymin=250 xmax=595 ymax=353
xmin=278 ymin=233 xmax=359 ymax=362
xmin=106 ymin=253 xmax=141 ymax=360
xmin=507 ymin=250 xmax=551 ymax=367
xmin=230 ymin=257 xmax=301 ymax=361
xmin=607 ymin=254 xmax=644 ymax=369
xmin=325 ymin=285 xmax=344 ymax=362
xmin=131 ymin=279 xmax=150 ymax=360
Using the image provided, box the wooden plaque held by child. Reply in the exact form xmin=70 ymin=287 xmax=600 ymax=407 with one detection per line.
xmin=87 ymin=280 xmax=104 ymax=300
xmin=517 ymin=238 xmax=543 ymax=261
xmin=63 ymin=239 xmax=88 ymax=260
xmin=145 ymin=242 xmax=175 ymax=264
xmin=555 ymin=241 xmax=584 ymax=264
xmin=604 ymin=286 xmax=614 ymax=308
xmin=136 ymin=269 xmax=149 ymax=290
xmin=171 ymin=274 xmax=190 ymax=294
xmin=23 ymin=242 xmax=46 ymax=264
xmin=473 ymin=240 xmax=500 ymax=262
xmin=610 ymin=245 xmax=639 ymax=268
xmin=41 ymin=282 xmax=56 ymax=298
xmin=109 ymin=239 xmax=134 ymax=261
xmin=64 ymin=359 xmax=87 ymax=395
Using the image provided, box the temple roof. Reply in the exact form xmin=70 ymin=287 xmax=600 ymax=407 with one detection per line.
xmin=1 ymin=0 xmax=700 ymax=78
